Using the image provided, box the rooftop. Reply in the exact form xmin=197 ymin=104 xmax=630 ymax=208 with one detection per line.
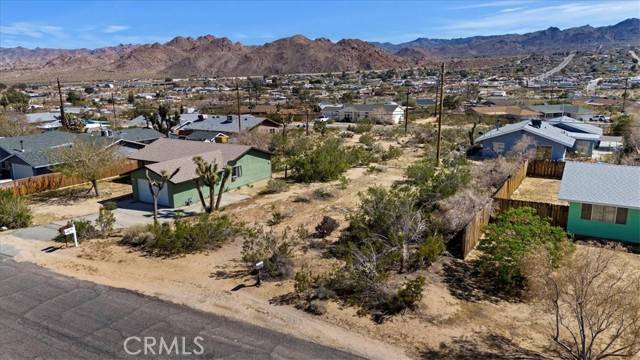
xmin=559 ymin=162 xmax=640 ymax=209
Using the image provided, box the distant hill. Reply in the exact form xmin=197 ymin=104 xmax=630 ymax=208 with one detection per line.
xmin=0 ymin=18 xmax=638 ymax=82
xmin=0 ymin=35 xmax=407 ymax=82
xmin=371 ymin=18 xmax=640 ymax=57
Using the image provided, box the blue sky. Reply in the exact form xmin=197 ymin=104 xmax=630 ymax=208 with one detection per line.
xmin=1 ymin=0 xmax=638 ymax=49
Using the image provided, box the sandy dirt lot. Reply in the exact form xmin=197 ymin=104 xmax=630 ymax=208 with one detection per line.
xmin=510 ymin=177 xmax=567 ymax=205
xmin=28 ymin=180 xmax=132 ymax=225
xmin=6 ymin=141 xmax=639 ymax=359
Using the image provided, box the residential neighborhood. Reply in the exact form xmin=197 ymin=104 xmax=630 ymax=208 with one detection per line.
xmin=0 ymin=2 xmax=639 ymax=359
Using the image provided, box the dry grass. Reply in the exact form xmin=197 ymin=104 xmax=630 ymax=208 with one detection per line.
xmin=510 ymin=177 xmax=567 ymax=205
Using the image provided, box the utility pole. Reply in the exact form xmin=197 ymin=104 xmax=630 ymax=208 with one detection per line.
xmin=305 ymin=108 xmax=310 ymax=136
xmin=404 ymin=91 xmax=410 ymax=135
xmin=111 ymin=92 xmax=117 ymax=128
xmin=236 ymin=78 xmax=242 ymax=132
xmin=435 ymin=62 xmax=445 ymax=164
xmin=57 ymin=78 xmax=66 ymax=128
xmin=433 ymin=79 xmax=439 ymax=117
xmin=622 ymin=77 xmax=628 ymax=113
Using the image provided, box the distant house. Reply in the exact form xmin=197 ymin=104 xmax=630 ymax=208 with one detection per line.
xmin=125 ymin=112 xmax=204 ymax=129
xmin=474 ymin=119 xmax=575 ymax=160
xmin=322 ymin=103 xmax=405 ymax=124
xmin=128 ymin=138 xmax=271 ymax=208
xmin=528 ymin=104 xmax=594 ymax=121
xmin=0 ymin=129 xmax=164 ymax=180
xmin=174 ymin=114 xmax=282 ymax=142
xmin=546 ymin=116 xmax=603 ymax=156
xmin=559 ymin=162 xmax=639 ymax=244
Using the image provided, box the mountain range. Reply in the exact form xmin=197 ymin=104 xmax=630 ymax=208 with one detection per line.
xmin=0 ymin=18 xmax=638 ymax=82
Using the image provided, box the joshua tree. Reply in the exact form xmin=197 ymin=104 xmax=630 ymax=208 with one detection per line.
xmin=214 ymin=165 xmax=232 ymax=210
xmin=193 ymin=156 xmax=220 ymax=213
xmin=145 ymin=168 xmax=179 ymax=224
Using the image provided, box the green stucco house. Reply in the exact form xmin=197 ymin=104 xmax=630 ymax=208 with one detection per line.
xmin=559 ymin=161 xmax=640 ymax=244
xmin=128 ymin=138 xmax=271 ymax=208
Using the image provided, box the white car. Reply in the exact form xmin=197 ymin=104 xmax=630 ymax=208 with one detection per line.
xmin=590 ymin=114 xmax=610 ymax=122
xmin=315 ymin=116 xmax=330 ymax=122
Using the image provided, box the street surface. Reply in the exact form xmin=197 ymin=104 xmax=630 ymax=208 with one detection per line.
xmin=0 ymin=256 xmax=361 ymax=359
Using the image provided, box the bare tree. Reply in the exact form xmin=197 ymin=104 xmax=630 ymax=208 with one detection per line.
xmin=145 ymin=168 xmax=179 ymax=224
xmin=53 ymin=139 xmax=123 ymax=197
xmin=527 ymin=247 xmax=640 ymax=360
xmin=508 ymin=134 xmax=537 ymax=160
xmin=192 ymin=156 xmax=220 ymax=213
xmin=0 ymin=113 xmax=36 ymax=137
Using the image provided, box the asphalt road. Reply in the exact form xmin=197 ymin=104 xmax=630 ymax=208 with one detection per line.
xmin=0 ymin=256 xmax=361 ymax=359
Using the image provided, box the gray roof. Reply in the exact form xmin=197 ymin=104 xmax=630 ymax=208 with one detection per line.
xmin=145 ymin=150 xmax=225 ymax=184
xmin=559 ymin=162 xmax=640 ymax=209
xmin=26 ymin=112 xmax=58 ymax=124
xmin=475 ymin=119 xmax=576 ymax=147
xmin=128 ymin=138 xmax=264 ymax=164
xmin=340 ymin=104 xmax=402 ymax=113
xmin=547 ymin=116 xmax=603 ymax=135
xmin=0 ymin=130 xmax=162 ymax=168
xmin=178 ymin=114 xmax=280 ymax=134
xmin=125 ymin=113 xmax=204 ymax=128
xmin=529 ymin=104 xmax=593 ymax=115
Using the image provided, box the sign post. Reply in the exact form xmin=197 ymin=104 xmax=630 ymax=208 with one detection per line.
xmin=63 ymin=224 xmax=78 ymax=247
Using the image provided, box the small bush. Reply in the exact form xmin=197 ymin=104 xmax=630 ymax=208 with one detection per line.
xmin=338 ymin=175 xmax=349 ymax=189
xmin=315 ymin=216 xmax=339 ymax=238
xmin=267 ymin=207 xmax=287 ymax=226
xmin=347 ymin=146 xmax=377 ymax=166
xmin=96 ymin=205 xmax=116 ymax=234
xmin=56 ymin=219 xmax=100 ymax=243
xmin=476 ymin=207 xmax=571 ymax=291
xmin=381 ymin=146 xmax=403 ymax=161
xmin=352 ymin=122 xmax=373 ymax=134
xmin=260 ymin=179 xmax=289 ymax=195
xmin=120 ymin=214 xmax=241 ymax=256
xmin=292 ymin=195 xmax=311 ymax=203
xmin=290 ymin=138 xmax=351 ymax=182
xmin=312 ymin=187 xmax=334 ymax=200
xmin=366 ymin=165 xmax=384 ymax=173
xmin=0 ymin=189 xmax=31 ymax=229
xmin=241 ymin=227 xmax=296 ymax=280
xmin=412 ymin=234 xmax=445 ymax=269
xmin=359 ymin=133 xmax=375 ymax=147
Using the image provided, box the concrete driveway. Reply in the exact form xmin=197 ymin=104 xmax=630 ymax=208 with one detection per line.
xmin=7 ymin=193 xmax=249 ymax=243
xmin=0 ymin=256 xmax=361 ymax=359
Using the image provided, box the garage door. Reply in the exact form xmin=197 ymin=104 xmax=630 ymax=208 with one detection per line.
xmin=137 ymin=178 xmax=171 ymax=207
xmin=11 ymin=163 xmax=34 ymax=179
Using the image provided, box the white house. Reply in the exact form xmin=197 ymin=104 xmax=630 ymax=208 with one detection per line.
xmin=322 ymin=103 xmax=405 ymax=125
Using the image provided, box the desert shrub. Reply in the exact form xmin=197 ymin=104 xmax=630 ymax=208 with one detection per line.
xmin=312 ymin=187 xmax=333 ymax=200
xmin=366 ymin=164 xmax=384 ymax=173
xmin=359 ymin=133 xmax=375 ymax=147
xmin=476 ymin=207 xmax=571 ymax=291
xmin=267 ymin=207 xmax=287 ymax=226
xmin=241 ymin=227 xmax=296 ymax=280
xmin=313 ymin=120 xmax=327 ymax=135
xmin=412 ymin=234 xmax=445 ymax=269
xmin=289 ymin=138 xmax=351 ymax=182
xmin=380 ymin=146 xmax=403 ymax=161
xmin=406 ymin=157 xmax=469 ymax=206
xmin=338 ymin=175 xmax=349 ymax=189
xmin=96 ymin=205 xmax=116 ymax=234
xmin=121 ymin=214 xmax=241 ymax=256
xmin=352 ymin=122 xmax=373 ymax=134
xmin=315 ymin=216 xmax=339 ymax=238
xmin=292 ymin=195 xmax=311 ymax=203
xmin=382 ymin=276 xmax=426 ymax=316
xmin=0 ymin=189 xmax=31 ymax=229
xmin=437 ymin=188 xmax=490 ymax=234
xmin=260 ymin=179 xmax=289 ymax=195
xmin=347 ymin=145 xmax=377 ymax=166
xmin=56 ymin=219 xmax=100 ymax=243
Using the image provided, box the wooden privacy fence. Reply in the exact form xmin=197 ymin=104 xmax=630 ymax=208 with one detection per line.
xmin=457 ymin=158 xmax=569 ymax=259
xmin=458 ymin=203 xmax=492 ymax=259
xmin=493 ymin=159 xmax=528 ymax=199
xmin=493 ymin=198 xmax=569 ymax=228
xmin=527 ymin=159 xmax=565 ymax=179
xmin=1 ymin=160 xmax=139 ymax=196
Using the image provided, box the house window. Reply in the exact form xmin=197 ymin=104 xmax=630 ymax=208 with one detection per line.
xmin=575 ymin=140 xmax=590 ymax=154
xmin=269 ymin=128 xmax=276 ymax=133
xmin=231 ymin=165 xmax=242 ymax=180
xmin=581 ymin=203 xmax=628 ymax=225
xmin=536 ymin=145 xmax=553 ymax=160
xmin=492 ymin=142 xmax=505 ymax=154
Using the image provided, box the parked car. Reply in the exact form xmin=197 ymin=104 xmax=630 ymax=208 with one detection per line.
xmin=590 ymin=114 xmax=610 ymax=122
xmin=315 ymin=116 xmax=330 ymax=122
